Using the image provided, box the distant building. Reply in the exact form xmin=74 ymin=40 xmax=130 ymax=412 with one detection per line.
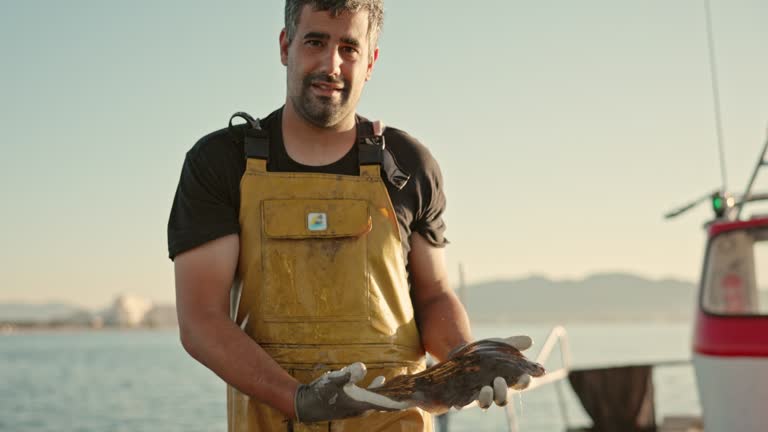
xmin=143 ymin=305 xmax=178 ymax=327
xmin=0 ymin=295 xmax=178 ymax=329
xmin=100 ymin=294 xmax=153 ymax=327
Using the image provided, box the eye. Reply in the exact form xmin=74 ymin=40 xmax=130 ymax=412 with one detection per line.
xmin=340 ymin=46 xmax=360 ymax=57
xmin=304 ymin=39 xmax=324 ymax=48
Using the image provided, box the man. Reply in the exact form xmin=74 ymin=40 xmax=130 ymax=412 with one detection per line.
xmin=168 ymin=1 xmax=532 ymax=430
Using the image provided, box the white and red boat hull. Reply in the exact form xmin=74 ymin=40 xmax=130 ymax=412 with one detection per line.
xmin=693 ymin=354 xmax=768 ymax=431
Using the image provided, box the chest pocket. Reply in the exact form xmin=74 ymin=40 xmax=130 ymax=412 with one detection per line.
xmin=260 ymin=199 xmax=373 ymax=323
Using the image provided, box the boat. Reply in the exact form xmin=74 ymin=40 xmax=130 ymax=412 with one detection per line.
xmin=670 ymin=127 xmax=768 ymax=431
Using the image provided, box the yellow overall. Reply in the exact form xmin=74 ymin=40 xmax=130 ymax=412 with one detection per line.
xmin=227 ymin=114 xmax=432 ymax=432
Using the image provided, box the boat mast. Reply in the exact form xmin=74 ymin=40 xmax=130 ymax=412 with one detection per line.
xmin=704 ymin=0 xmax=728 ymax=193
xmin=735 ymin=130 xmax=768 ymax=219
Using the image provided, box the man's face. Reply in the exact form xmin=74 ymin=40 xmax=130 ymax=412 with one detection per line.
xmin=280 ymin=6 xmax=378 ymax=128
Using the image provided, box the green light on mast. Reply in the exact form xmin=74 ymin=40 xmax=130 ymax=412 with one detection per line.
xmin=711 ymin=193 xmax=726 ymax=217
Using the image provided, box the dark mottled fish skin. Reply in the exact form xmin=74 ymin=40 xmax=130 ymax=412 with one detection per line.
xmin=370 ymin=340 xmax=546 ymax=413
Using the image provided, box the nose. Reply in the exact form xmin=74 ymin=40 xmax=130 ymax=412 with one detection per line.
xmin=320 ymin=46 xmax=343 ymax=77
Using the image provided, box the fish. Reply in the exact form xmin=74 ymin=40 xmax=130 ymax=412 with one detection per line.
xmin=366 ymin=339 xmax=546 ymax=414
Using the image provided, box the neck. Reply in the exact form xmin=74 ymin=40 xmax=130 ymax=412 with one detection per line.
xmin=281 ymin=102 xmax=357 ymax=167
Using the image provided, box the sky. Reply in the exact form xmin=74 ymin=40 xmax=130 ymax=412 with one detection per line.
xmin=1 ymin=0 xmax=766 ymax=308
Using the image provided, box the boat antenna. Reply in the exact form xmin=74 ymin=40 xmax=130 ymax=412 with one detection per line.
xmin=704 ymin=0 xmax=728 ymax=192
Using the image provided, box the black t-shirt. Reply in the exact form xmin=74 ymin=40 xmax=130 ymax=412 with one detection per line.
xmin=167 ymin=108 xmax=448 ymax=265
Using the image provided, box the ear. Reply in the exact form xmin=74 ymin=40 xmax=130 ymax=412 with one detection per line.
xmin=279 ymin=28 xmax=290 ymax=66
xmin=365 ymin=46 xmax=379 ymax=81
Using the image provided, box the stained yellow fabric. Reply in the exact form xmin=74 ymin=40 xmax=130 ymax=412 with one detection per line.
xmin=229 ymin=158 xmax=430 ymax=431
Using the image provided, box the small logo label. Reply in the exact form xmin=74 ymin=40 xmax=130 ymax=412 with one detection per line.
xmin=307 ymin=212 xmax=328 ymax=231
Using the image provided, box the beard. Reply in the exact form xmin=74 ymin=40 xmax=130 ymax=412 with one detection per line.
xmin=290 ymin=72 xmax=352 ymax=128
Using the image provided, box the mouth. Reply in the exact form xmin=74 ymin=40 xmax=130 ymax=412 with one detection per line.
xmin=310 ymin=81 xmax=344 ymax=97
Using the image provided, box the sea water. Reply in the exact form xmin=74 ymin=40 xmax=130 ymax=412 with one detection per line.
xmin=0 ymin=322 xmax=699 ymax=432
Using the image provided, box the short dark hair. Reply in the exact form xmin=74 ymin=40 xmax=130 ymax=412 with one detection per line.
xmin=284 ymin=0 xmax=384 ymax=58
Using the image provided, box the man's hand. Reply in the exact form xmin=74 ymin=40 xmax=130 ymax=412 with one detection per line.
xmin=450 ymin=335 xmax=534 ymax=410
xmin=294 ymin=362 xmax=411 ymax=423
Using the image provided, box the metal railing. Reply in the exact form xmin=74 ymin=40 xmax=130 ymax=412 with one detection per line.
xmin=503 ymin=325 xmax=573 ymax=432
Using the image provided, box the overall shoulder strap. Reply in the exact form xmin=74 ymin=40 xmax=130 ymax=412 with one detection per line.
xmin=228 ymin=112 xmax=269 ymax=160
xmin=357 ymin=120 xmax=411 ymax=190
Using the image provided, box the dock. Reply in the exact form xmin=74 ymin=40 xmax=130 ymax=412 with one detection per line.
xmin=659 ymin=416 xmax=703 ymax=432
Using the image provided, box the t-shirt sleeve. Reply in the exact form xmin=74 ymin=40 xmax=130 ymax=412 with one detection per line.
xmin=413 ymin=154 xmax=449 ymax=248
xmin=167 ymin=149 xmax=240 ymax=260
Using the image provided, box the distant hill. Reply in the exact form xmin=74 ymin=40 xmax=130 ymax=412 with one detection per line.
xmin=0 ymin=302 xmax=88 ymax=322
xmin=462 ymin=273 xmax=698 ymax=323
xmin=0 ymin=274 xmax=699 ymax=325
